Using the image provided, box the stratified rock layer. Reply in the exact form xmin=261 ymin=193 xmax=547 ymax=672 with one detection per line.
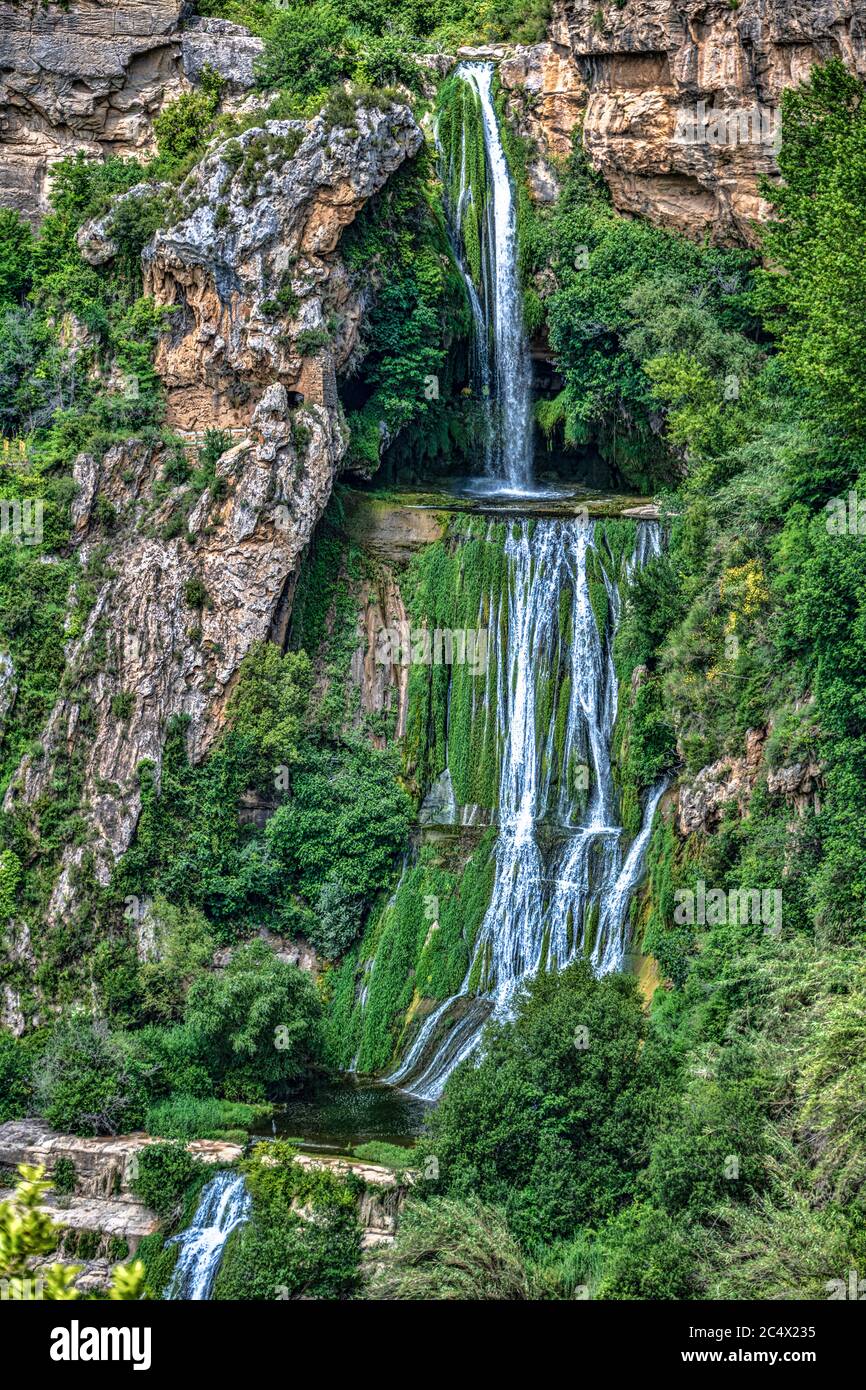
xmin=0 ymin=1 xmax=262 ymax=218
xmin=505 ymin=0 xmax=866 ymax=242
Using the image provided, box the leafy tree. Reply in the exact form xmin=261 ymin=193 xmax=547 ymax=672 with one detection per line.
xmin=137 ymin=898 xmax=218 ymax=1023
xmin=424 ymin=961 xmax=675 ymax=1245
xmin=257 ymin=4 xmax=352 ymax=95
xmin=266 ymin=740 xmax=412 ymax=908
xmin=0 ymin=210 xmax=33 ymax=305
xmin=594 ymin=1203 xmax=698 ymax=1301
xmin=0 ymin=1030 xmax=32 ymax=1123
xmin=32 ymin=1016 xmax=151 ymax=1136
xmin=225 ymin=640 xmax=311 ymax=779
xmin=182 ymin=941 xmax=322 ymax=1100
xmin=308 ymin=878 xmax=364 ymax=960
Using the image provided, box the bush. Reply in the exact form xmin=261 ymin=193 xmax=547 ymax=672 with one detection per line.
xmin=356 ymin=36 xmax=422 ymax=93
xmin=213 ymin=1140 xmax=360 ymax=1300
xmin=351 ymin=1141 xmax=416 ymax=1171
xmin=308 ymin=879 xmax=364 ymax=959
xmin=257 ymin=5 xmax=351 ymax=96
xmin=32 ymin=1017 xmax=150 ymax=1136
xmin=130 ymin=1141 xmax=198 ymax=1221
xmin=424 ymin=961 xmax=674 ymax=1246
xmin=366 ymin=1196 xmax=535 ymax=1300
xmin=266 ymin=740 xmax=413 ymax=911
xmin=184 ymin=576 xmax=210 ymax=610
xmin=594 ymin=1203 xmax=699 ymax=1301
xmin=153 ymin=76 xmax=223 ymax=167
xmin=130 ymin=1023 xmax=213 ymax=1098
xmin=0 ymin=1030 xmax=33 ymax=1122
xmin=182 ymin=941 xmax=322 ymax=1100
xmin=135 ymin=900 xmax=218 ymax=1025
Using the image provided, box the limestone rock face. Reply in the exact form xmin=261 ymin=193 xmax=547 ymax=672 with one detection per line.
xmin=141 ymin=104 xmax=423 ymax=430
xmin=508 ymin=1 xmax=866 ymax=242
xmin=3 ymin=102 xmax=422 ymax=938
xmin=500 ymin=40 xmax=589 ymax=181
xmin=0 ymin=1 xmax=261 ymax=220
xmin=0 ymin=1118 xmax=243 ymax=1195
xmin=678 ymin=726 xmax=823 ymax=834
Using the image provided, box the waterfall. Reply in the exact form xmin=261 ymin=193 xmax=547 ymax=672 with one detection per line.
xmin=443 ymin=62 xmax=533 ymax=489
xmin=386 ymin=517 xmax=666 ymax=1101
xmin=164 ymin=1170 xmax=250 ymax=1301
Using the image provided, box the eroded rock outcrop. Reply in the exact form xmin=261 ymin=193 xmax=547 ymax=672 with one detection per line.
xmin=3 ymin=102 xmax=422 ymax=937
xmin=678 ymin=725 xmax=823 ymax=834
xmin=505 ymin=1 xmax=866 ymax=242
xmin=0 ymin=1118 xmax=243 ymax=1195
xmin=0 ymin=1 xmax=262 ymax=219
xmin=143 ymin=105 xmax=422 ymax=429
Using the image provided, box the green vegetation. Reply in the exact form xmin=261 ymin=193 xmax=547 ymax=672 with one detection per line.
xmin=1 ymin=0 xmax=865 ymax=1306
xmin=144 ymin=1094 xmax=272 ymax=1141
xmin=326 ymin=829 xmax=496 ymax=1072
xmin=182 ymin=941 xmax=321 ymax=1102
xmin=367 ymin=1195 xmax=536 ymax=1299
xmin=130 ymin=1141 xmax=200 ymax=1221
xmin=339 ymin=151 xmax=473 ymax=477
xmin=213 ymin=1140 xmax=361 ymax=1299
xmin=421 ymin=961 xmax=669 ymax=1247
xmin=0 ymin=1165 xmax=144 ymax=1300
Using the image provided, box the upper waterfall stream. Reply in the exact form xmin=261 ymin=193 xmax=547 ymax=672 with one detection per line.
xmin=444 ymin=62 xmax=534 ymax=491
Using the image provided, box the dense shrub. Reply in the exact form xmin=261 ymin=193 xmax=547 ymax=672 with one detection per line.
xmin=145 ymin=1094 xmax=271 ymax=1141
xmin=182 ymin=941 xmax=322 ymax=1100
xmin=0 ymin=1030 xmax=33 ymax=1122
xmin=366 ymin=1196 xmax=535 ymax=1300
xmin=32 ymin=1017 xmax=150 ymax=1136
xmin=424 ymin=961 xmax=675 ymax=1246
xmin=257 ymin=5 xmax=351 ymax=95
xmin=130 ymin=1141 xmax=199 ymax=1221
xmin=213 ymin=1141 xmax=360 ymax=1300
xmin=266 ymin=740 xmax=413 ymax=910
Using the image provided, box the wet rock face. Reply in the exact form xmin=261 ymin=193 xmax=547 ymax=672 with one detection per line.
xmin=3 ymin=102 xmax=422 ymax=936
xmin=508 ymin=1 xmax=866 ymax=242
xmin=0 ymin=2 xmax=262 ymax=220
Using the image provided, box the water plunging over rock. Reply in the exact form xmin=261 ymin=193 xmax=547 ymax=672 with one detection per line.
xmin=164 ymin=1170 xmax=250 ymax=1301
xmin=443 ymin=63 xmax=534 ymax=490
xmin=386 ymin=516 xmax=666 ymax=1100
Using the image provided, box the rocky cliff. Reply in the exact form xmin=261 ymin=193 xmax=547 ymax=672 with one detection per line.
xmin=5 ymin=2 xmax=865 ymax=241
xmin=503 ymin=0 xmax=866 ymax=242
xmin=3 ymin=101 xmax=422 ymax=944
xmin=0 ymin=0 xmax=262 ymax=218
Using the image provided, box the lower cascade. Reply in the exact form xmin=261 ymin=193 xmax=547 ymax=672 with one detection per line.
xmin=386 ymin=515 xmax=666 ymax=1101
xmin=164 ymin=1171 xmax=250 ymax=1301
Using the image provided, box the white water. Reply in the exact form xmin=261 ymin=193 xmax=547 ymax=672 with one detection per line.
xmin=164 ymin=1170 xmax=250 ymax=1301
xmin=386 ymin=518 xmax=666 ymax=1101
xmin=447 ymin=62 xmax=533 ymax=489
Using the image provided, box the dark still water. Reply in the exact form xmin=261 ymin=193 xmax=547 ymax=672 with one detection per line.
xmin=253 ymin=1076 xmax=430 ymax=1153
